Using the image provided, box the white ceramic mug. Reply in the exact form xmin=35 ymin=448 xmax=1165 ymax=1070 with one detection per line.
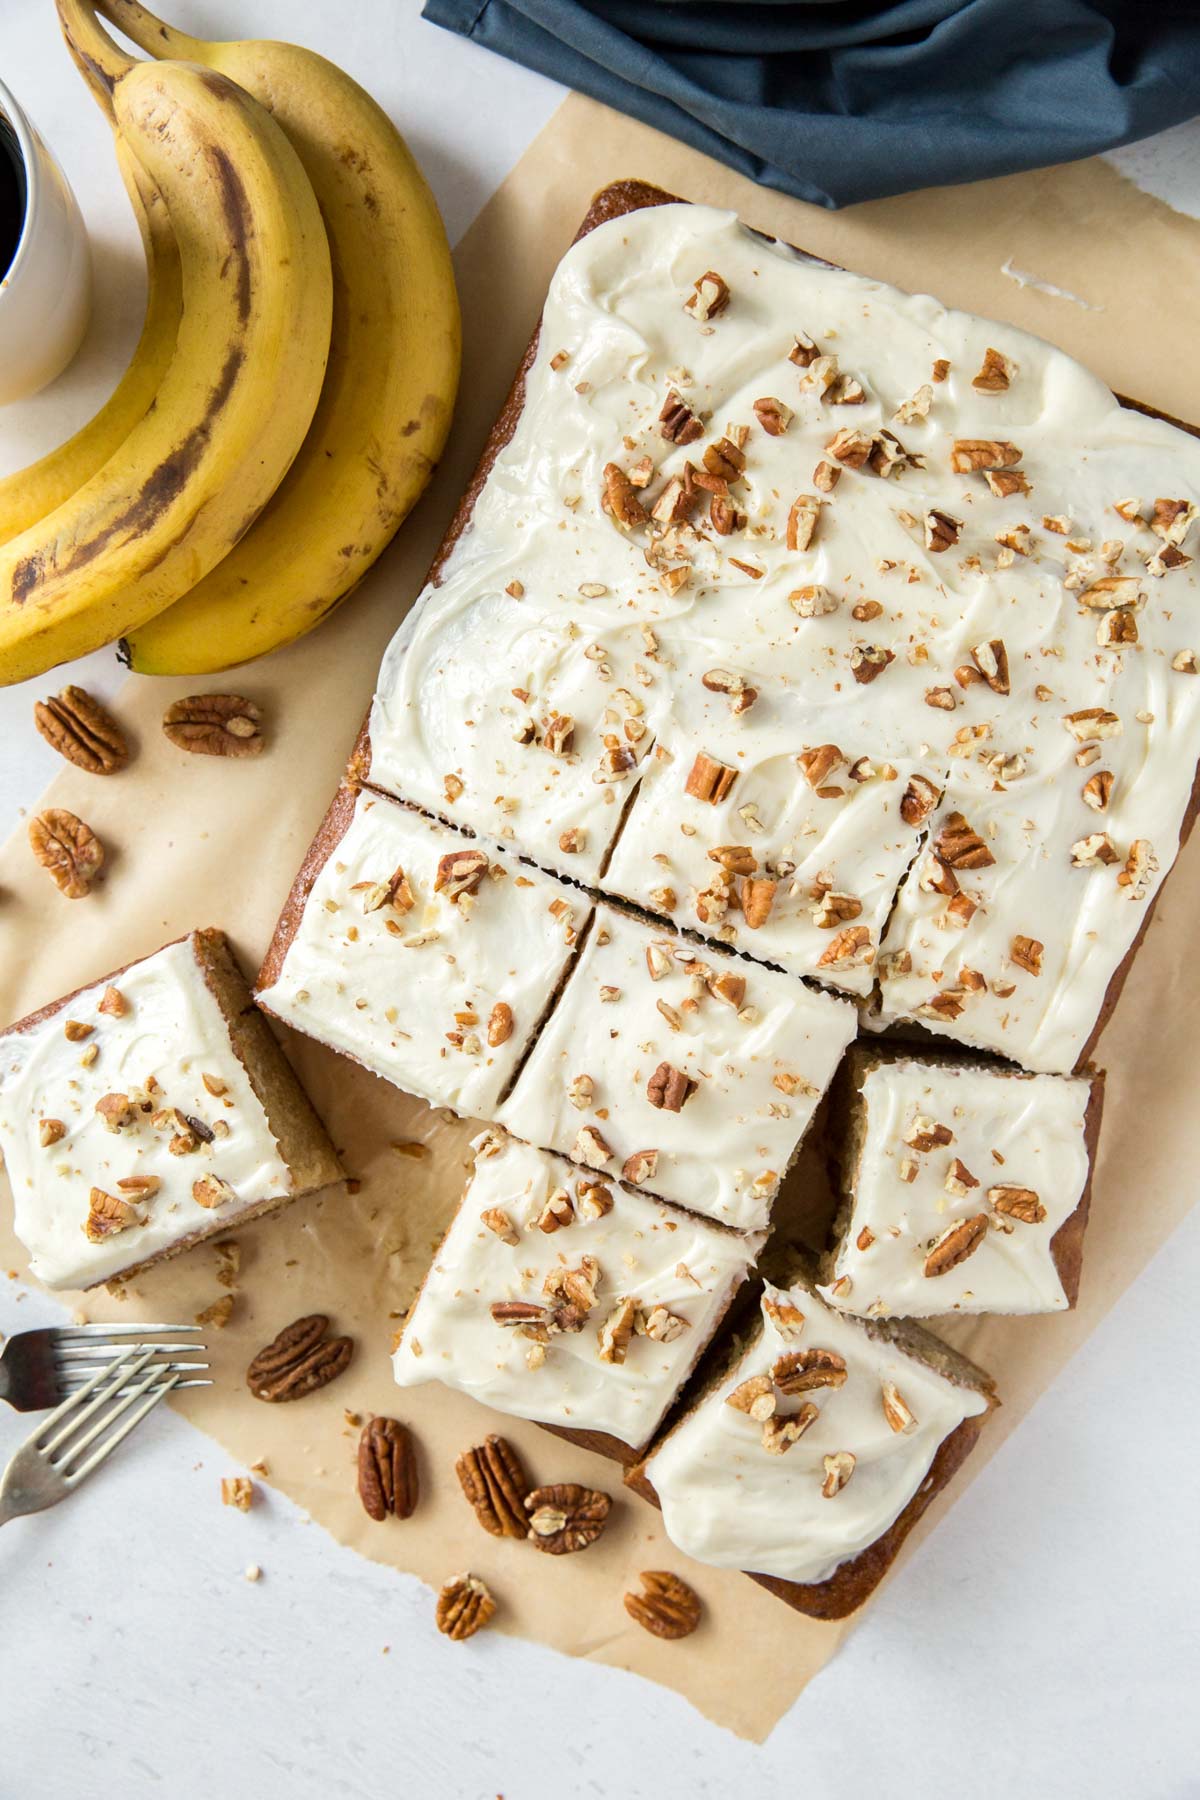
xmin=0 ymin=76 xmax=90 ymax=406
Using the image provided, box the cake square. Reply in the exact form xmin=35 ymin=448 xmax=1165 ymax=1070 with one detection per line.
xmin=496 ymin=903 xmax=856 ymax=1231
xmin=628 ymin=1274 xmax=997 ymax=1619
xmin=256 ymin=785 xmax=590 ymax=1119
xmin=392 ymin=1128 xmax=762 ymax=1458
xmin=0 ymin=930 xmax=341 ymax=1290
xmin=818 ymin=1049 xmax=1102 ymax=1318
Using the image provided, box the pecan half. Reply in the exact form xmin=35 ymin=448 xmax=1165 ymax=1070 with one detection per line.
xmin=29 ymin=808 xmax=104 ymax=899
xmin=34 ymin=686 xmax=129 ymax=774
xmin=246 ymin=1313 xmax=353 ymax=1402
xmin=772 ymin=1348 xmax=847 ymax=1394
xmin=455 ymin=1434 xmax=530 ymax=1537
xmin=950 ymin=439 xmax=1022 ymax=473
xmin=936 ymin=810 xmax=995 ymax=869
xmin=647 ymin=1061 xmax=696 ymax=1112
xmin=162 ymin=694 xmax=263 ymax=756
xmin=358 ymin=1417 xmax=418 ymax=1521
xmin=924 ymin=1214 xmax=989 ymax=1278
xmin=525 ymin=1482 xmax=611 ymax=1554
xmin=624 ymin=1571 xmax=702 ymax=1640
xmin=436 ymin=1573 xmax=496 ymax=1641
xmin=84 ymin=1186 xmax=142 ymax=1241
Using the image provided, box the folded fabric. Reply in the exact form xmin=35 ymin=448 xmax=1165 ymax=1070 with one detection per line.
xmin=422 ymin=0 xmax=1200 ymax=208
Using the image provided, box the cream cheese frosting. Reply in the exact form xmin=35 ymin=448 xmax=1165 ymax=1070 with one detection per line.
xmin=497 ymin=903 xmax=856 ymax=1231
xmin=819 ymin=1057 xmax=1094 ymax=1317
xmin=393 ymin=1129 xmax=761 ymax=1449
xmin=257 ymin=789 xmax=589 ymax=1119
xmin=645 ymin=1280 xmax=990 ymax=1587
xmin=368 ymin=199 xmax=1200 ymax=1065
xmin=0 ymin=936 xmax=293 ymax=1289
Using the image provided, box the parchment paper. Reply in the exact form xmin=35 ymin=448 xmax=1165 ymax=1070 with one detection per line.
xmin=3 ymin=94 xmax=1200 ymax=1741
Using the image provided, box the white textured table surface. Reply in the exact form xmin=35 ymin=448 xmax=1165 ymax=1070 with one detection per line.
xmin=3 ymin=4 xmax=1200 ymax=1795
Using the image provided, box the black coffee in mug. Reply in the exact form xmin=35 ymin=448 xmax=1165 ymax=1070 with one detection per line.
xmin=0 ymin=110 xmax=26 ymax=280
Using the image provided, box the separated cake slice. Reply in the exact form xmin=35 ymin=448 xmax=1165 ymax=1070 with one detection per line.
xmin=496 ymin=903 xmax=857 ymax=1232
xmin=392 ymin=1128 xmax=763 ymax=1461
xmin=818 ymin=1047 xmax=1103 ymax=1317
xmin=0 ymin=929 xmax=341 ymax=1291
xmin=256 ymin=785 xmax=591 ymax=1119
xmin=628 ymin=1273 xmax=997 ymax=1619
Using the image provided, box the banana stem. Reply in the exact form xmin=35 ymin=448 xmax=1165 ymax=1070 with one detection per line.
xmin=95 ymin=0 xmax=204 ymax=61
xmin=55 ymin=0 xmax=138 ymax=119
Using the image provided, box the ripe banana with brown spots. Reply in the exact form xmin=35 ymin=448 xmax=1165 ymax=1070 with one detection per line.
xmin=0 ymin=4 xmax=332 ymax=686
xmin=100 ymin=0 xmax=461 ymax=675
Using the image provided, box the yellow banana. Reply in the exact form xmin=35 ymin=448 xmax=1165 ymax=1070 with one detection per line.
xmin=102 ymin=0 xmax=460 ymax=676
xmin=0 ymin=5 xmax=332 ymax=687
xmin=0 ymin=143 xmax=182 ymax=547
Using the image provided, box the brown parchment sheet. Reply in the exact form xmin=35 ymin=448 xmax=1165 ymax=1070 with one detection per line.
xmin=4 ymin=93 xmax=1200 ymax=1742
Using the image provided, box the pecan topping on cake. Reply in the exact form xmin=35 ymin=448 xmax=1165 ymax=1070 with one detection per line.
xmin=1071 ymin=832 xmax=1118 ymax=867
xmin=1117 ymin=838 xmax=1157 ymax=900
xmin=84 ymin=1187 xmax=142 ymax=1241
xmin=525 ymin=1482 xmax=612 ymax=1554
xmin=924 ymin=509 xmax=961 ymax=553
xmin=727 ymin=1374 xmax=777 ymax=1420
xmin=577 ymin=1178 xmax=615 ymax=1219
xmin=798 ymin=743 xmax=844 ymax=790
xmin=850 ymin=646 xmax=894 ymax=685
xmin=950 ymin=439 xmax=1022 ymax=473
xmin=789 ymin=330 xmax=820 ymax=367
xmin=480 ymin=1206 xmax=519 ymax=1244
xmin=658 ymin=389 xmax=704 ymax=444
xmin=989 ymin=1184 xmax=1046 ymax=1223
xmin=685 ymin=270 xmax=730 ymax=322
xmin=763 ymin=1406 xmax=819 ymax=1454
xmin=192 ymin=1175 xmax=236 ymax=1210
xmin=985 ymin=468 xmax=1031 ymax=497
xmin=434 ymin=847 xmax=489 ymax=904
xmin=685 ymin=751 xmax=737 ymax=803
xmin=622 ymin=1149 xmax=659 ymax=1185
xmin=1010 ymin=934 xmax=1044 ymax=975
xmin=573 ymin=1124 xmax=613 ymax=1168
xmin=602 ymin=461 xmax=649 ymax=528
xmin=905 ymin=1115 xmax=954 ymax=1151
xmin=701 ymin=668 xmax=758 ymax=714
xmin=536 ymin=1187 xmax=574 ymax=1233
xmin=821 ymin=1451 xmax=857 ymax=1496
xmin=542 ymin=713 xmax=576 ymax=755
xmin=487 ymin=1001 xmax=514 ymax=1046
xmin=936 ymin=810 xmax=995 ymax=869
xmin=456 ymin=1434 xmax=529 ymax=1537
xmin=881 ymin=1382 xmax=918 ymax=1434
xmin=624 ymin=1571 xmax=702 ymax=1640
xmin=817 ymin=925 xmax=873 ymax=966
xmin=1082 ymin=769 xmax=1114 ymax=811
xmin=647 ymin=1062 xmax=697 ymax=1112
xmin=900 ymin=773 xmax=942 ymax=827
xmin=708 ymin=844 xmax=757 ymax=875
xmin=753 ymin=397 xmax=793 ymax=436
xmin=972 ymin=347 xmax=1013 ymax=392
xmin=924 ymin=1214 xmax=989 ymax=1277
xmin=772 ymin=1348 xmax=847 ymax=1394
xmin=970 ymin=638 xmax=1010 ymax=694
xmin=703 ymin=436 xmax=746 ymax=483
xmin=812 ymin=458 xmax=841 ymax=492
xmin=786 ymin=494 xmax=821 ymax=551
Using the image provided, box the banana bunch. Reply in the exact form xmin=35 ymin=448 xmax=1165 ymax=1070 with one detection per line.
xmin=0 ymin=0 xmax=459 ymax=684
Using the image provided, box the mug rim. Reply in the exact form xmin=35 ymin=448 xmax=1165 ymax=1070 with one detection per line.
xmin=0 ymin=75 xmax=43 ymax=293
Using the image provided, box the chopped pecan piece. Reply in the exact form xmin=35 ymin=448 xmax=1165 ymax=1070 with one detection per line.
xmin=1010 ymin=934 xmax=1044 ymax=975
xmin=798 ymin=743 xmax=844 ymax=790
xmin=701 ymin=668 xmax=758 ymax=714
xmin=821 ymin=1451 xmax=856 ymax=1497
xmin=576 ymin=1178 xmax=615 ymax=1219
xmin=812 ymin=458 xmax=841 ymax=492
xmin=84 ymin=1186 xmax=142 ymax=1241
xmin=772 ymin=1348 xmax=847 ymax=1394
xmin=989 ymin=1184 xmax=1046 ymax=1223
xmin=936 ymin=810 xmax=995 ymax=870
xmin=598 ymin=1294 xmax=640 ymax=1365
xmin=703 ymin=436 xmax=746 ymax=483
xmin=1071 ymin=832 xmax=1118 ymax=867
xmin=762 ymin=1293 xmax=806 ymax=1337
xmin=162 ymin=693 xmax=263 ymax=756
xmin=826 ymin=427 xmax=874 ymax=469
xmin=487 ymin=1001 xmax=514 ymax=1047
xmin=480 ymin=1206 xmax=519 ymax=1245
xmin=536 ymin=1186 xmax=574 ymax=1233
xmin=192 ymin=1174 xmax=236 ymax=1209
xmin=436 ymin=1573 xmax=496 ymax=1641
xmin=34 ymin=686 xmax=129 ymax=774
xmin=246 ymin=1314 xmax=353 ymax=1402
xmin=455 ymin=1434 xmax=529 ymax=1537
xmin=950 ymin=439 xmax=1022 ymax=473
xmin=573 ymin=1124 xmax=613 ymax=1168
xmin=358 ymin=1417 xmax=418 ymax=1521
xmin=788 ymin=331 xmax=820 ymax=367
xmin=817 ymin=925 xmax=873 ymax=967
xmin=741 ymin=877 xmax=777 ymax=929
xmin=753 ymin=397 xmax=793 ymax=435
xmin=786 ymin=494 xmax=821 ymax=551
xmin=685 ymin=270 xmax=730 ymax=322
xmin=94 ymin=1092 xmax=134 ymax=1132
xmin=685 ymin=751 xmax=737 ymax=804
xmin=1063 ymin=706 xmax=1121 ymax=742
xmin=971 ymin=639 xmax=1010 ymax=694
xmin=850 ymin=646 xmax=894 ymax=685
xmin=881 ymin=1381 xmax=917 ymax=1433
xmin=38 ymin=1118 xmax=66 ymax=1147
xmin=763 ymin=1405 xmax=819 ymax=1454
xmin=972 ymin=347 xmax=1013 ymax=392
xmin=640 ymin=1305 xmax=689 ymax=1344
xmin=813 ymin=891 xmax=863 ymax=929
xmin=905 ymin=1115 xmax=954 ymax=1152
xmin=1078 ymin=575 xmax=1145 ymax=611
xmin=924 ymin=509 xmax=961 ymax=553
xmin=985 ymin=469 xmax=1030 ymax=498
xmin=1151 ymin=497 xmax=1196 ymax=543
xmin=1117 ymin=838 xmax=1157 ymax=900
xmin=602 ymin=461 xmax=649 ymax=528
xmin=624 ymin=1571 xmax=702 ymax=1640
xmin=525 ymin=1483 xmax=612 ymax=1554
xmin=647 ymin=1062 xmax=696 ymax=1112
xmin=726 ymin=1374 xmax=776 ymax=1421
xmin=622 ymin=1148 xmax=659 ymax=1186
xmin=434 ymin=847 xmax=489 ymax=904
xmin=924 ymin=1214 xmax=989 ymax=1277
xmin=658 ymin=390 xmax=704 ymax=444
xmin=900 ymin=773 xmax=942 ymax=827
xmin=789 ymin=583 xmax=838 ymax=617
xmin=1082 ymin=770 xmax=1114 ymax=811
xmin=542 ymin=713 xmax=575 ymax=755
xmin=708 ymin=844 xmax=757 ymax=875
xmin=29 ymin=808 xmax=104 ymax=899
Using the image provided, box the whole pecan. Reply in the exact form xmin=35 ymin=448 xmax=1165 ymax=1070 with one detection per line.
xmin=435 ymin=1573 xmax=496 ymax=1641
xmin=772 ymin=1348 xmax=848 ymax=1394
xmin=358 ymin=1417 xmax=418 ymax=1521
xmin=525 ymin=1482 xmax=611 ymax=1555
xmin=624 ymin=1571 xmax=702 ymax=1640
xmin=34 ymin=686 xmax=129 ymax=774
xmin=162 ymin=693 xmax=263 ymax=757
xmin=246 ymin=1313 xmax=353 ymax=1401
xmin=924 ymin=1214 xmax=989 ymax=1279
xmin=28 ymin=808 xmax=104 ymax=899
xmin=455 ymin=1434 xmax=530 ymax=1537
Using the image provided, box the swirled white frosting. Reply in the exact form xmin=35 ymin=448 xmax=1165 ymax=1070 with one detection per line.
xmin=393 ymin=1130 xmax=761 ymax=1450
xmin=0 ymin=936 xmax=293 ymax=1290
xmin=818 ymin=1058 xmax=1093 ymax=1317
xmin=257 ymin=789 xmax=589 ymax=1119
xmin=497 ymin=904 xmax=856 ymax=1231
xmin=368 ymin=200 xmax=1200 ymax=1066
xmin=646 ymin=1281 xmax=990 ymax=1586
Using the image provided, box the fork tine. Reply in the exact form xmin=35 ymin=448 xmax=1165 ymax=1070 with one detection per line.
xmin=55 ymin=1343 xmax=207 ymax=1362
xmin=54 ymin=1365 xmax=169 ymax=1475
xmin=63 ymin=1374 xmax=181 ymax=1485
xmin=61 ymin=1368 xmax=209 ymax=1392
xmin=38 ymin=1347 xmax=157 ymax=1454
xmin=52 ymin=1324 xmax=203 ymax=1342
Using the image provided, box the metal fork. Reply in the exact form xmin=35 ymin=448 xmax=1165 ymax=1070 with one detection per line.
xmin=0 ymin=1322 xmax=210 ymax=1412
xmin=0 ymin=1348 xmax=184 ymax=1525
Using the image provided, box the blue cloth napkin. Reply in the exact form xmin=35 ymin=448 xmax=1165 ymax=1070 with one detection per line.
xmin=422 ymin=0 xmax=1200 ymax=208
